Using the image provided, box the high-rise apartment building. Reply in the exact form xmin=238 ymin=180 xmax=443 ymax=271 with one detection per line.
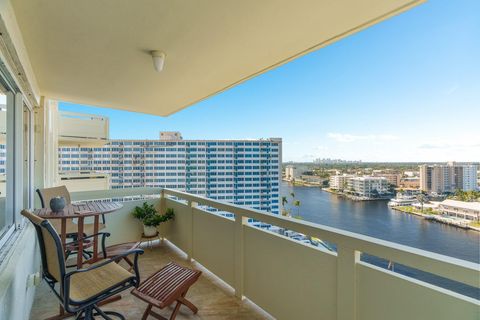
xmin=455 ymin=165 xmax=478 ymax=191
xmin=58 ymin=133 xmax=282 ymax=214
xmin=419 ymin=163 xmax=478 ymax=193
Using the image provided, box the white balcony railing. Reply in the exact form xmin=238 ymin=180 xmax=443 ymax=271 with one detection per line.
xmin=70 ymin=187 xmax=479 ymax=320
xmin=58 ymin=111 xmax=109 ymax=146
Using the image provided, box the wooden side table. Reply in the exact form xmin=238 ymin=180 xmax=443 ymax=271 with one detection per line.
xmin=131 ymin=262 xmax=201 ymax=320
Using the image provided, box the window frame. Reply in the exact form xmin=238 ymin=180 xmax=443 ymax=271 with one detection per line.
xmin=0 ymin=90 xmax=15 ymax=248
xmin=0 ymin=75 xmax=34 ymax=248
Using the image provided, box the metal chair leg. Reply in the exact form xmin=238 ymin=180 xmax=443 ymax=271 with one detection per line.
xmin=93 ymin=305 xmax=126 ymax=320
xmin=75 ymin=310 xmax=84 ymax=320
xmin=84 ymin=306 xmax=94 ymax=320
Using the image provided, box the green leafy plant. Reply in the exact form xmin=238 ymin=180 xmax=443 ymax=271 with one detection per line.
xmin=132 ymin=202 xmax=174 ymax=227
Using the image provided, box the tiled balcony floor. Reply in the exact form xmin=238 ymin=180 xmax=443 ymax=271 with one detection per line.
xmin=30 ymin=241 xmax=271 ymax=320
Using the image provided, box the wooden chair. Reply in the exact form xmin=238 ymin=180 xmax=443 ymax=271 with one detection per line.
xmin=105 ymin=241 xmax=142 ymax=271
xmin=22 ymin=209 xmax=144 ymax=320
xmin=37 ymin=186 xmax=106 ymax=260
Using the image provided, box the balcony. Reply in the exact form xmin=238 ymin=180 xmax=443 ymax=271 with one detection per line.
xmin=58 ymin=111 xmax=109 ymax=147
xmin=0 ymin=1 xmax=477 ymax=320
xmin=25 ymin=187 xmax=480 ymax=319
xmin=58 ymin=172 xmax=110 ymax=192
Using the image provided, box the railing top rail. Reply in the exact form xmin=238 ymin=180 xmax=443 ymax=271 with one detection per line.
xmin=162 ymin=188 xmax=480 ymax=288
xmin=59 ymin=110 xmax=107 ymax=121
xmin=71 ymin=187 xmax=162 ymax=201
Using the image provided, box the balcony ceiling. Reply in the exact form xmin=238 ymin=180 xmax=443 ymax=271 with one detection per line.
xmin=11 ymin=0 xmax=423 ymax=116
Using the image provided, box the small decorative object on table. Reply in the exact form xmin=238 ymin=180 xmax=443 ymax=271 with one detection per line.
xmin=132 ymin=202 xmax=174 ymax=237
xmin=49 ymin=196 xmax=66 ymax=212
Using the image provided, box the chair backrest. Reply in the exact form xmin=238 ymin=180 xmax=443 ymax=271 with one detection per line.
xmin=21 ymin=210 xmax=66 ymax=284
xmin=37 ymin=185 xmax=72 ymax=208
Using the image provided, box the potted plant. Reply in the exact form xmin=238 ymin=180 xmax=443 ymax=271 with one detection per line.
xmin=132 ymin=202 xmax=174 ymax=237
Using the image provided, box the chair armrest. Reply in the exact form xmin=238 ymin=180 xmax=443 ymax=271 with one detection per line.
xmin=68 ymin=232 xmax=110 ymax=257
xmin=69 ymin=232 xmax=111 ymax=243
xmin=65 ymin=248 xmax=144 ymax=278
xmin=64 ymin=249 xmax=144 ymax=283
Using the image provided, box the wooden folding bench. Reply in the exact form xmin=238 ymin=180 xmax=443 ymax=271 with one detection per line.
xmin=131 ymin=262 xmax=202 ymax=320
xmin=105 ymin=241 xmax=141 ymax=271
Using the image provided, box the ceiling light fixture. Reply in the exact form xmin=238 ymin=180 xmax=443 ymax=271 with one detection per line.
xmin=150 ymin=50 xmax=166 ymax=72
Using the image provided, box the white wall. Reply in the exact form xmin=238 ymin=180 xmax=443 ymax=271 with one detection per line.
xmin=0 ymin=224 xmax=41 ymax=320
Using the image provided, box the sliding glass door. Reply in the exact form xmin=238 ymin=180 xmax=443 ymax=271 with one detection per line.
xmin=0 ymin=88 xmax=12 ymax=242
xmin=0 ymin=76 xmax=34 ymax=245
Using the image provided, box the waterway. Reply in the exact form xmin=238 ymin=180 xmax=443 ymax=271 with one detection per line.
xmin=280 ymin=182 xmax=479 ymax=298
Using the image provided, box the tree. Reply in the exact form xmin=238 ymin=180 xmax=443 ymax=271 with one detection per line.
xmin=451 ymin=189 xmax=480 ymax=202
xmin=281 ymin=196 xmax=289 ymax=216
xmin=293 ymin=200 xmax=301 ymax=216
xmin=416 ymin=194 xmax=427 ymax=213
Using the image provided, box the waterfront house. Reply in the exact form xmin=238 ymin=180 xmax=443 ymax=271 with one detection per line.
xmin=439 ymin=200 xmax=480 ymax=221
xmin=0 ymin=1 xmax=478 ymax=320
xmin=329 ymin=174 xmax=355 ymax=191
xmin=347 ymin=176 xmax=390 ymax=198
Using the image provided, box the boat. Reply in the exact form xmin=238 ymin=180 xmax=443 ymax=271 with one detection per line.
xmin=388 ymin=196 xmax=417 ymax=207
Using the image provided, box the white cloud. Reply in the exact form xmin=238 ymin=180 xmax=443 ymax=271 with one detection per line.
xmin=417 ymin=139 xmax=480 ymax=150
xmin=327 ymin=132 xmax=399 ymax=143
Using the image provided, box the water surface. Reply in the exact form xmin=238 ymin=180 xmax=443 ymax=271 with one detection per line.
xmin=281 ymin=183 xmax=479 ymax=263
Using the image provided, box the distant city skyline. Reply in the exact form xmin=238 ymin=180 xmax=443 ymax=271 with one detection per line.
xmin=59 ymin=0 xmax=480 ymax=162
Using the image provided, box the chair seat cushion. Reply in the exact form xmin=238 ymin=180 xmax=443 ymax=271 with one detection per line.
xmin=69 ymin=260 xmax=134 ymax=303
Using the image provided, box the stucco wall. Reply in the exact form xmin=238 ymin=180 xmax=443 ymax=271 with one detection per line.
xmin=0 ymin=224 xmax=41 ymax=320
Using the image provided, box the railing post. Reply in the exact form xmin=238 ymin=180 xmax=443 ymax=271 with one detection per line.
xmin=234 ymin=214 xmax=246 ymax=299
xmin=160 ymin=189 xmax=166 ymax=214
xmin=337 ymin=245 xmax=360 ymax=320
xmin=187 ymin=200 xmax=196 ymax=261
xmin=159 ymin=189 xmax=167 ymax=240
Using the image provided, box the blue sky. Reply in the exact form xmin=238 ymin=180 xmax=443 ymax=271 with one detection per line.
xmin=60 ymin=0 xmax=480 ymax=162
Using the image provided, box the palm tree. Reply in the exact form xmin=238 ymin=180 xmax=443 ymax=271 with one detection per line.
xmin=416 ymin=194 xmax=427 ymax=213
xmin=293 ymin=200 xmax=301 ymax=216
xmin=281 ymin=196 xmax=289 ymax=216
xmin=290 ymin=192 xmax=295 ymax=199
xmin=281 ymin=196 xmax=288 ymax=207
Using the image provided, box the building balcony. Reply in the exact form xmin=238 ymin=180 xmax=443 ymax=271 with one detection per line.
xmin=58 ymin=111 xmax=109 ymax=147
xmin=20 ymin=187 xmax=480 ymax=319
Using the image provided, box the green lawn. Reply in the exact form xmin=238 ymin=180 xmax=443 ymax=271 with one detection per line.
xmin=395 ymin=206 xmax=439 ymax=215
xmin=469 ymin=221 xmax=480 ymax=228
